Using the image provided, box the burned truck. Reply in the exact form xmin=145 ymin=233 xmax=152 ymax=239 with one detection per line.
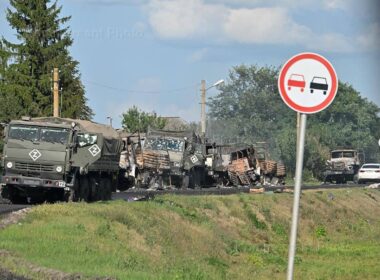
xmin=135 ymin=129 xmax=206 ymax=189
xmin=1 ymin=117 xmax=122 ymax=203
xmin=324 ymin=149 xmax=364 ymax=184
xmin=205 ymin=143 xmax=286 ymax=187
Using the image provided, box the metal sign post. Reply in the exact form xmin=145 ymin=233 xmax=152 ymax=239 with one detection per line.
xmin=278 ymin=52 xmax=338 ymax=279
xmin=287 ymin=113 xmax=307 ymax=280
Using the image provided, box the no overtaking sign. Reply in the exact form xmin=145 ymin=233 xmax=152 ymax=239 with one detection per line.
xmin=278 ymin=52 xmax=338 ymax=114
xmin=279 ymin=53 xmax=338 ymax=280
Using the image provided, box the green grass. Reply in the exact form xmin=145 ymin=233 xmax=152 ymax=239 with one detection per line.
xmin=0 ymin=189 xmax=380 ymax=279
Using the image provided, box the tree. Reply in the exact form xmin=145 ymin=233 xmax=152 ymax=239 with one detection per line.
xmin=0 ymin=0 xmax=92 ymax=121
xmin=121 ymin=106 xmax=167 ymax=133
xmin=209 ymin=65 xmax=294 ymax=144
xmin=208 ymin=64 xmax=380 ymax=178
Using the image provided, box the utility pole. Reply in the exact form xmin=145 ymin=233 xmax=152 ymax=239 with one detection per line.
xmin=201 ymin=80 xmax=206 ymax=137
xmin=107 ymin=116 xmax=113 ymax=127
xmin=53 ymin=68 xmax=59 ymax=117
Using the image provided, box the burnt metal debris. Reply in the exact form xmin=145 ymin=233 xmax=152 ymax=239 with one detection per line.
xmin=118 ymin=129 xmax=286 ymax=190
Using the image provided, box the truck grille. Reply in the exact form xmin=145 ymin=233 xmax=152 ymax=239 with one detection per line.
xmin=15 ymin=162 xmax=54 ymax=172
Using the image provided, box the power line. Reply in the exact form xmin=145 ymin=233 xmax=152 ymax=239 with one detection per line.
xmin=84 ymin=79 xmax=200 ymax=95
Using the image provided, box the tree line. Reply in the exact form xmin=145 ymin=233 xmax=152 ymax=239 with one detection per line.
xmin=207 ymin=65 xmax=380 ymax=179
xmin=0 ymin=0 xmax=92 ymax=123
xmin=1 ymin=1 xmax=379 ymax=181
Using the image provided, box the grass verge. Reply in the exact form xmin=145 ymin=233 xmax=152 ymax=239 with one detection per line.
xmin=0 ymin=189 xmax=379 ymax=279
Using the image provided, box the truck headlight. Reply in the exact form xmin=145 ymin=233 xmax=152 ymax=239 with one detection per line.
xmin=56 ymin=166 xmax=63 ymax=173
xmin=6 ymin=162 xmax=13 ymax=169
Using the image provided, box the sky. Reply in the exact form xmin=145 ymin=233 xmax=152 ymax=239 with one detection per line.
xmin=1 ymin=0 xmax=379 ymax=128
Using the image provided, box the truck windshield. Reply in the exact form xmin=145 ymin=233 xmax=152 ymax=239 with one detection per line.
xmin=9 ymin=125 xmax=69 ymax=144
xmin=332 ymin=151 xmax=354 ymax=158
xmin=41 ymin=128 xmax=70 ymax=144
xmin=145 ymin=138 xmax=184 ymax=152
xmin=9 ymin=126 xmax=39 ymax=141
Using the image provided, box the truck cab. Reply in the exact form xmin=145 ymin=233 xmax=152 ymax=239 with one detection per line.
xmin=324 ymin=149 xmax=364 ymax=183
xmin=1 ymin=117 xmax=122 ymax=203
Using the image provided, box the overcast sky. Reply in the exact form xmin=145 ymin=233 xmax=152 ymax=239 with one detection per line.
xmin=1 ymin=0 xmax=379 ymax=127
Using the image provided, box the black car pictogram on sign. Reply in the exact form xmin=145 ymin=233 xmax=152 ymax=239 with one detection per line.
xmin=310 ymin=76 xmax=329 ymax=95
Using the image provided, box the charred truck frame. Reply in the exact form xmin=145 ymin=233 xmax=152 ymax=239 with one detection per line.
xmin=135 ymin=129 xmax=206 ymax=189
xmin=205 ymin=142 xmax=286 ymax=187
xmin=324 ymin=149 xmax=364 ymax=184
xmin=1 ymin=117 xmax=122 ymax=203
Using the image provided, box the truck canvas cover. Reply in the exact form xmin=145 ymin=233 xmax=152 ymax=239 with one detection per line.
xmin=147 ymin=128 xmax=199 ymax=143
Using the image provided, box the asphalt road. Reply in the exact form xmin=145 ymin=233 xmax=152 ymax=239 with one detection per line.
xmin=0 ymin=183 xmax=375 ymax=214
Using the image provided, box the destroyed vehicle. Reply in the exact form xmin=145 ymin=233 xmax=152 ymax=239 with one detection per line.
xmin=118 ymin=133 xmax=145 ymax=190
xmin=254 ymin=143 xmax=286 ymax=186
xmin=226 ymin=145 xmax=261 ymax=187
xmin=205 ymin=142 xmax=286 ymax=188
xmin=204 ymin=143 xmax=235 ymax=187
xmin=1 ymin=117 xmax=123 ymax=203
xmin=324 ymin=149 xmax=364 ymax=184
xmin=135 ymin=128 xmax=206 ymax=189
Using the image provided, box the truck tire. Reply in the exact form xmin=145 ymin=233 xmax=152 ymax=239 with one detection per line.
xmin=100 ymin=177 xmax=112 ymax=200
xmin=79 ymin=175 xmax=90 ymax=202
xmin=89 ymin=177 xmax=100 ymax=201
xmin=9 ymin=187 xmax=27 ymax=205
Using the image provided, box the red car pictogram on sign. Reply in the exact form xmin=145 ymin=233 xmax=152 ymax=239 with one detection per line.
xmin=287 ymin=74 xmax=305 ymax=92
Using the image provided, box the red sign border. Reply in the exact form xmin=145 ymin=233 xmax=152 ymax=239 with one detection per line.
xmin=278 ymin=52 xmax=338 ymax=114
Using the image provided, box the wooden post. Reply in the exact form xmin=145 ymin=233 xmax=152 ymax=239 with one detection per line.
xmin=53 ymin=68 xmax=59 ymax=117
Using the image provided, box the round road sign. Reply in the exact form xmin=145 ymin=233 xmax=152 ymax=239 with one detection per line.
xmin=278 ymin=52 xmax=338 ymax=114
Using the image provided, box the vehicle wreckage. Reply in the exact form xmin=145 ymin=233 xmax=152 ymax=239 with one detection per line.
xmin=119 ymin=129 xmax=286 ymax=190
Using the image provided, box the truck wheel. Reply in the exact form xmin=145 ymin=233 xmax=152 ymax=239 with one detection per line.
xmin=79 ymin=176 xmax=90 ymax=202
xmin=100 ymin=177 xmax=112 ymax=200
xmin=89 ymin=177 xmax=100 ymax=201
xmin=9 ymin=190 xmax=27 ymax=204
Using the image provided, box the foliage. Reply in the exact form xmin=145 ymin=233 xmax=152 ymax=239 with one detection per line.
xmin=208 ymin=65 xmax=380 ymax=178
xmin=121 ymin=105 xmax=167 ymax=133
xmin=0 ymin=0 xmax=93 ymax=121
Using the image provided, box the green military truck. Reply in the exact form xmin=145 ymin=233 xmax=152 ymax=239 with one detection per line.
xmin=1 ymin=117 xmax=122 ymax=203
xmin=135 ymin=128 xmax=206 ymax=189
